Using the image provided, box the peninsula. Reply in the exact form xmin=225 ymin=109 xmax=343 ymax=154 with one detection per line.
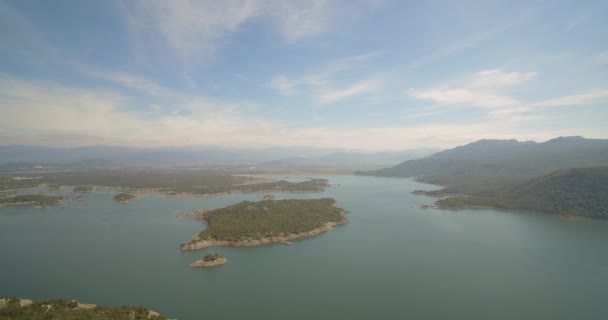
xmin=182 ymin=198 xmax=349 ymax=250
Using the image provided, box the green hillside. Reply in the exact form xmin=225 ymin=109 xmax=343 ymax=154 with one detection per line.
xmin=437 ymin=167 xmax=608 ymax=218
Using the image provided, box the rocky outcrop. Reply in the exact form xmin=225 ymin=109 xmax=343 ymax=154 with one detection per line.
xmin=188 ymin=257 xmax=228 ymax=268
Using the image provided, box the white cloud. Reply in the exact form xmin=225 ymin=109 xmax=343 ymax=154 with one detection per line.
xmin=469 ymin=69 xmax=537 ymax=88
xmin=407 ymin=69 xmax=608 ymax=119
xmin=407 ymin=69 xmax=534 ymax=110
xmin=317 ymin=78 xmax=382 ymax=104
xmin=525 ymin=90 xmax=608 ymax=108
xmin=407 ymin=88 xmax=518 ymax=109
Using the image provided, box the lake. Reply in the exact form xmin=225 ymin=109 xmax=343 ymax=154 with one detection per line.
xmin=1 ymin=175 xmax=607 ymax=319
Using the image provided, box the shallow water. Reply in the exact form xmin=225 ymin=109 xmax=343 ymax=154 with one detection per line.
xmin=1 ymin=175 xmax=607 ymax=319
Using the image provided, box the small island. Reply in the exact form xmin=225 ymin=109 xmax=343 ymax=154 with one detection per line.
xmin=182 ymin=198 xmax=349 ymax=250
xmin=113 ymin=193 xmax=135 ymax=203
xmin=189 ymin=253 xmax=228 ymax=268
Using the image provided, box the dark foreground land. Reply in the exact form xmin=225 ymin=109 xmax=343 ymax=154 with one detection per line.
xmin=0 ymin=298 xmax=166 ymax=320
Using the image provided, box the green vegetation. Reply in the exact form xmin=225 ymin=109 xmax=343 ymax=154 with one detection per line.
xmin=436 ymin=167 xmax=608 ymax=219
xmin=113 ymin=193 xmax=135 ymax=202
xmin=0 ymin=194 xmax=63 ymax=207
xmin=73 ymin=185 xmax=94 ymax=192
xmin=204 ymin=253 xmax=223 ymax=262
xmin=196 ymin=198 xmax=347 ymax=242
xmin=0 ymin=298 xmax=166 ymax=319
xmin=0 ymin=177 xmax=42 ymax=191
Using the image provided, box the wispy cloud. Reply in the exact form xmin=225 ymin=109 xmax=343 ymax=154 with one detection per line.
xmin=525 ymin=90 xmax=608 ymax=108
xmin=407 ymin=69 xmax=608 ymax=119
xmin=407 ymin=69 xmax=534 ymax=110
xmin=594 ymin=51 xmax=608 ymax=65
xmin=317 ymin=77 xmax=382 ymax=104
xmin=121 ymin=0 xmax=364 ymax=64
xmin=406 ymin=8 xmax=538 ymax=70
xmin=74 ymin=63 xmax=171 ymax=96
xmin=1 ymin=74 xmax=605 ymax=150
xmin=270 ymin=0 xmax=333 ymax=42
xmin=267 ymin=75 xmax=298 ymax=96
xmin=268 ymin=51 xmax=382 ymax=95
xmin=267 ymin=51 xmax=382 ymax=103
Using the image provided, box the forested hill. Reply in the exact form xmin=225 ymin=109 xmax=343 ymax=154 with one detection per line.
xmin=357 ymin=136 xmax=608 ymax=186
xmin=437 ymin=167 xmax=608 ymax=219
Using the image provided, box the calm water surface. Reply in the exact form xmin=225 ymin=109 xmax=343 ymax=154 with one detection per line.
xmin=1 ymin=175 xmax=607 ymax=319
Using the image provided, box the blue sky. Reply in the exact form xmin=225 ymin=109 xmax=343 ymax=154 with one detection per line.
xmin=0 ymin=0 xmax=607 ymax=150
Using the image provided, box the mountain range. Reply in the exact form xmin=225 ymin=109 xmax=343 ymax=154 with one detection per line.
xmin=0 ymin=145 xmax=438 ymax=170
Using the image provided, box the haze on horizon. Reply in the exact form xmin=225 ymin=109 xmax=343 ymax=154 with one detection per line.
xmin=0 ymin=0 xmax=607 ymax=151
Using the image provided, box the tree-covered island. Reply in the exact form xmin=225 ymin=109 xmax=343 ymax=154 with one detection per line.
xmin=182 ymin=198 xmax=349 ymax=250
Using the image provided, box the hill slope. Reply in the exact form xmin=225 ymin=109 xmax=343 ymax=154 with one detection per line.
xmin=437 ymin=167 xmax=608 ymax=219
xmin=358 ymin=136 xmax=608 ymax=195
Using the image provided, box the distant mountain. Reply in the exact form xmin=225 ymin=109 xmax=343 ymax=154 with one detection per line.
xmin=358 ymin=136 xmax=608 ymax=191
xmin=0 ymin=145 xmax=435 ymax=169
xmin=258 ymin=148 xmax=439 ymax=168
xmin=437 ymin=167 xmax=608 ymax=219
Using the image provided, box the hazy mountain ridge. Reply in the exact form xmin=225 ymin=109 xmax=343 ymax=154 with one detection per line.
xmin=0 ymin=145 xmax=438 ymax=169
xmin=358 ymin=136 xmax=608 ymax=187
xmin=257 ymin=148 xmax=440 ymax=168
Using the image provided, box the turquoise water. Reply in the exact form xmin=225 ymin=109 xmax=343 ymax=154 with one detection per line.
xmin=1 ymin=175 xmax=607 ymax=319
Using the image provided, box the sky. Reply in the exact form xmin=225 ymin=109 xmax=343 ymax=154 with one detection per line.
xmin=0 ymin=0 xmax=607 ymax=151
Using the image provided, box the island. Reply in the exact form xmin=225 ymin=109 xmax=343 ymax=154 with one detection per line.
xmin=188 ymin=253 xmax=228 ymax=268
xmin=0 ymin=297 xmax=166 ymax=319
xmin=0 ymin=194 xmax=63 ymax=208
xmin=182 ymin=198 xmax=349 ymax=250
xmin=113 ymin=193 xmax=135 ymax=203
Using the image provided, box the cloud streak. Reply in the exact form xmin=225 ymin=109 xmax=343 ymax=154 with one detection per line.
xmin=317 ymin=77 xmax=382 ymax=104
xmin=407 ymin=69 xmax=608 ymax=119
